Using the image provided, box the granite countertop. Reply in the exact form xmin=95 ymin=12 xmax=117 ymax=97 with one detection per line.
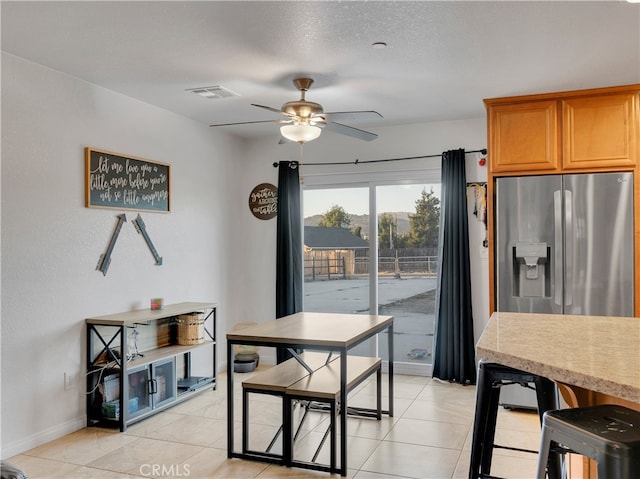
xmin=476 ymin=311 xmax=640 ymax=404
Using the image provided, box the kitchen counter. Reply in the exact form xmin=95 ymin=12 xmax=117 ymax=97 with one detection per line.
xmin=477 ymin=311 xmax=640 ymax=478
xmin=476 ymin=311 xmax=640 ymax=404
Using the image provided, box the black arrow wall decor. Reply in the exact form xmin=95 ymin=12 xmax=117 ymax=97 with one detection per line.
xmin=96 ymin=213 xmax=127 ymax=276
xmin=133 ymin=214 xmax=163 ymax=266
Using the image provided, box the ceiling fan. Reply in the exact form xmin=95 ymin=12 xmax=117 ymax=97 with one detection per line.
xmin=210 ymin=78 xmax=382 ymax=143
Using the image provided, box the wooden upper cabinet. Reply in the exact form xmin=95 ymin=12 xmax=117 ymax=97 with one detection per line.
xmin=485 ymin=85 xmax=639 ymax=176
xmin=562 ymin=92 xmax=638 ymax=169
xmin=486 ymin=100 xmax=560 ymax=174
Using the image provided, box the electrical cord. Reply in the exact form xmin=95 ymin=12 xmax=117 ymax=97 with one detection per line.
xmin=85 ymin=359 xmax=119 ymax=395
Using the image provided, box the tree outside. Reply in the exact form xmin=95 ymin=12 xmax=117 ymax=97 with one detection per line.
xmin=407 ymin=188 xmax=440 ymax=248
xmin=314 ymin=188 xmax=440 ymax=250
xmin=317 ymin=204 xmax=351 ymax=229
xmin=378 ymin=188 xmax=439 ymax=249
xmin=378 ymin=212 xmax=406 ymax=249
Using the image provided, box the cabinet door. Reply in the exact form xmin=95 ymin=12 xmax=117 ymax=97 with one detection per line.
xmin=563 ymin=93 xmax=638 ymax=169
xmin=151 ymin=357 xmax=176 ymax=409
xmin=488 ymin=100 xmax=560 ymax=174
xmin=127 ymin=365 xmax=152 ymax=418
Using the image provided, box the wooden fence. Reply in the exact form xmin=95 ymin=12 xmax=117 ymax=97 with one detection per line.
xmin=304 ymin=249 xmax=439 ymax=280
xmin=355 ymin=255 xmax=438 ymax=275
xmin=304 ymin=257 xmax=347 ymax=280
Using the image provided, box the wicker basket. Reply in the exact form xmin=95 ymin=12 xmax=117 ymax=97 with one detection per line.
xmin=176 ymin=312 xmax=205 ymax=345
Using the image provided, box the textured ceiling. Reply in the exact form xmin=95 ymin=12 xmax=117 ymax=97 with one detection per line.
xmin=2 ymin=1 xmax=639 ymax=140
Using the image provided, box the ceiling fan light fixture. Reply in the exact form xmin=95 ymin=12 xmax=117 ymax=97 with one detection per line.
xmin=280 ymin=124 xmax=321 ymax=143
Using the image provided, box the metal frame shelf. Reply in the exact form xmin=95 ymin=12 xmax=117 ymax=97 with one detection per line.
xmin=86 ymin=302 xmax=217 ymax=431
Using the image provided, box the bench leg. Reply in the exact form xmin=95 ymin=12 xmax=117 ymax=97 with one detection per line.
xmin=244 ymin=388 xmax=288 ymax=458
xmin=283 ymin=395 xmax=293 ymax=467
xmin=330 ymin=398 xmax=337 ymax=472
xmin=376 ymin=366 xmax=382 ymax=420
xmin=242 ymin=388 xmax=249 ymax=454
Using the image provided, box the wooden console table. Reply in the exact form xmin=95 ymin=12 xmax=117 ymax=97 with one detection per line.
xmin=86 ymin=302 xmax=217 ymax=431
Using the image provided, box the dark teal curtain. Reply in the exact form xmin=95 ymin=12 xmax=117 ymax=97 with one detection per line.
xmin=432 ymin=149 xmax=476 ymax=384
xmin=275 ymin=161 xmax=303 ymax=363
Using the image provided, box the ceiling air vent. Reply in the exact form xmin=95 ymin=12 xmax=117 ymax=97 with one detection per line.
xmin=186 ymin=85 xmax=240 ymax=99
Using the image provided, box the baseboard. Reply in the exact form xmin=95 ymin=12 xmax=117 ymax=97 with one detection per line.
xmin=1 ymin=416 xmax=86 ymax=460
xmin=390 ymin=361 xmax=432 ymax=377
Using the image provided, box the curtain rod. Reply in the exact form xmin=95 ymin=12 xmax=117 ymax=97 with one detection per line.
xmin=272 ymin=148 xmax=487 ymax=168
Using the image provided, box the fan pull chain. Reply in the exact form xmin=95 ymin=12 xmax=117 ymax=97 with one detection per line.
xmin=299 ymin=143 xmax=305 ymax=184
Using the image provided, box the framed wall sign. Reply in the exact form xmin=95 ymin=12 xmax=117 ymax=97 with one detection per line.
xmin=85 ymin=147 xmax=170 ymax=212
xmin=248 ymin=183 xmax=277 ymax=220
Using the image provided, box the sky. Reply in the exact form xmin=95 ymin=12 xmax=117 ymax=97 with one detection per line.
xmin=303 ymin=183 xmax=441 ymax=217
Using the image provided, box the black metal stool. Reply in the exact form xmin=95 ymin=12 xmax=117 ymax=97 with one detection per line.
xmin=469 ymin=360 xmax=562 ymax=479
xmin=536 ymin=404 xmax=640 ymax=479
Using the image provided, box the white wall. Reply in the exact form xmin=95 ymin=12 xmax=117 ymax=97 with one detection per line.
xmin=230 ymin=119 xmax=491 ymax=364
xmin=1 ymin=53 xmax=244 ymax=457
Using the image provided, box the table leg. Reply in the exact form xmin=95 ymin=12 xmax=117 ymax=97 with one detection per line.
xmin=227 ymin=341 xmax=234 ymax=458
xmin=388 ymin=322 xmax=394 ymax=417
xmin=340 ymin=350 xmax=347 ymax=476
xmin=287 ymin=347 xmax=314 ymax=373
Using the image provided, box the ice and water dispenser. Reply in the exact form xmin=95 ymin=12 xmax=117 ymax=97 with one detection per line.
xmin=512 ymin=242 xmax=551 ymax=298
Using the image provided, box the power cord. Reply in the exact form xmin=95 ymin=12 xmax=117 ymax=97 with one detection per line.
xmin=85 ymin=359 xmax=118 ymax=395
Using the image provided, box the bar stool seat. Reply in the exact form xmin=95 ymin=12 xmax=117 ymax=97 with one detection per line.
xmin=536 ymin=404 xmax=640 ymax=479
xmin=469 ymin=360 xmax=562 ymax=479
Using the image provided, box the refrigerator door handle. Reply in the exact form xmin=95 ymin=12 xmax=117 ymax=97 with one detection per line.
xmin=564 ymin=189 xmax=573 ymax=307
xmin=554 ymin=190 xmax=563 ymax=306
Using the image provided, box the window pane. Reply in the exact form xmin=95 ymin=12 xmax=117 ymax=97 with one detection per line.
xmin=376 ymin=184 xmax=440 ymax=367
xmin=303 ymin=187 xmax=371 ymax=356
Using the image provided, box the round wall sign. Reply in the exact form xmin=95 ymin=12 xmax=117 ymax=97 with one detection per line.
xmin=248 ymin=183 xmax=278 ymax=220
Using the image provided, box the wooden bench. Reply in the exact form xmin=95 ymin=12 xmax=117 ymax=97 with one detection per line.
xmin=284 ymin=355 xmax=382 ymax=473
xmin=241 ymin=351 xmax=332 ymax=461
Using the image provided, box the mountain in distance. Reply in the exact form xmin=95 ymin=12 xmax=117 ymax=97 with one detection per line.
xmin=304 ymin=212 xmax=411 ymax=235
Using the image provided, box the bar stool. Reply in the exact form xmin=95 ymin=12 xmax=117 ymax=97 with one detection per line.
xmin=536 ymin=404 xmax=640 ymax=479
xmin=469 ymin=360 xmax=562 ymax=479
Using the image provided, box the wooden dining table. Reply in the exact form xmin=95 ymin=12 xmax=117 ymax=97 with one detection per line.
xmin=226 ymin=311 xmax=394 ymax=476
xmin=476 ymin=311 xmax=640 ymax=478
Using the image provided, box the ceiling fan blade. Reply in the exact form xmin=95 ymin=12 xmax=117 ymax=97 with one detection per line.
xmin=251 ymin=103 xmax=292 ymax=116
xmin=210 ymin=119 xmax=286 ymax=127
xmin=321 ymin=111 xmax=383 ymax=122
xmin=309 ymin=118 xmax=327 ymax=128
xmin=323 ymin=121 xmax=378 ymax=141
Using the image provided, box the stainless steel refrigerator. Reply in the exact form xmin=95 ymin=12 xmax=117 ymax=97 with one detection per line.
xmin=495 ymin=172 xmax=634 ymax=407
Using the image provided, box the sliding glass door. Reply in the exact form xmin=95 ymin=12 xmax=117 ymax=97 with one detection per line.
xmin=302 ymin=187 xmax=373 ymax=357
xmin=375 ymin=184 xmax=438 ymax=374
xmin=302 ymin=181 xmax=440 ymax=374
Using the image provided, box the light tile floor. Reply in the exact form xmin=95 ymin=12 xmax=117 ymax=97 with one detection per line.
xmin=7 ymin=370 xmax=544 ymax=479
